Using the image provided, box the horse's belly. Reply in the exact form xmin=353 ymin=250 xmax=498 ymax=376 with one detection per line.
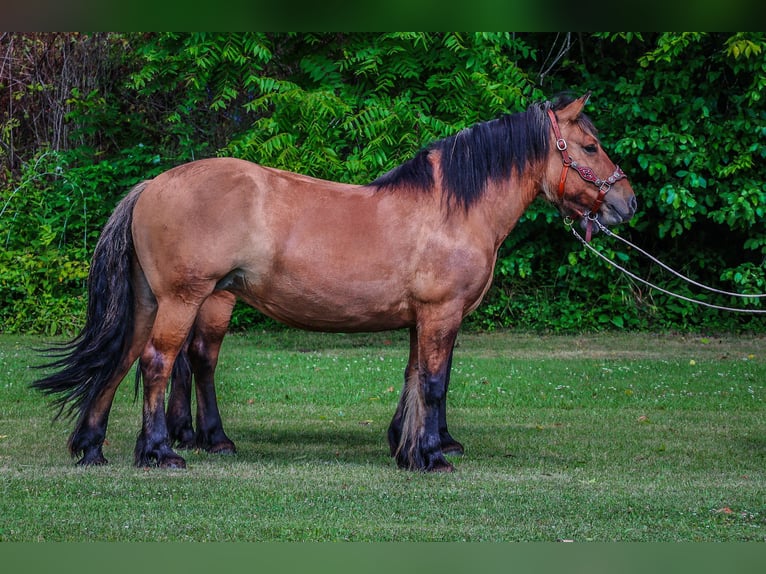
xmin=229 ymin=274 xmax=415 ymax=332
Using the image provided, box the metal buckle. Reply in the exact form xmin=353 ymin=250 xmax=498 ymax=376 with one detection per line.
xmin=556 ymin=138 xmax=567 ymax=151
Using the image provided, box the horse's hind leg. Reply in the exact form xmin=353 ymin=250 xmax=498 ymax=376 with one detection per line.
xmin=189 ymin=291 xmax=237 ymax=454
xmin=69 ymin=272 xmax=157 ymax=465
xmin=166 ymin=332 xmax=195 ymax=449
xmin=69 ymin=354 xmax=138 ymax=466
xmin=165 ymin=292 xmax=237 ymax=453
xmin=135 ymin=299 xmax=200 ymax=468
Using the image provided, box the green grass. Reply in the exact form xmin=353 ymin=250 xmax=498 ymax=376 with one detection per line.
xmin=1 ymin=330 xmax=765 ymax=541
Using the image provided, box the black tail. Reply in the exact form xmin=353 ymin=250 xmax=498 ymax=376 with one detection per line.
xmin=32 ymin=182 xmax=148 ymax=420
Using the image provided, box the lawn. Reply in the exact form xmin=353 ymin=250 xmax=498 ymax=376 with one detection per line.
xmin=1 ymin=329 xmax=765 ymax=541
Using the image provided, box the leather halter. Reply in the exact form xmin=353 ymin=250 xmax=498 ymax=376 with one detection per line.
xmin=546 ymin=108 xmax=626 ymax=229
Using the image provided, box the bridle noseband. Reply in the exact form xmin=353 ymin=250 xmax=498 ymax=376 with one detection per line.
xmin=546 ymin=107 xmax=627 ymax=240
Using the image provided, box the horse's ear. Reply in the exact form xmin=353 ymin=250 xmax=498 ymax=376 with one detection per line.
xmin=557 ymin=92 xmax=591 ymax=123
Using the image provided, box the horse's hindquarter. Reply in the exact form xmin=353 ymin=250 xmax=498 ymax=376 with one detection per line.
xmin=132 ymin=158 xmax=497 ymax=331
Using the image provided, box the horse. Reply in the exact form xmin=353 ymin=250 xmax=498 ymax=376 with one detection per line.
xmin=32 ymin=93 xmax=636 ymax=472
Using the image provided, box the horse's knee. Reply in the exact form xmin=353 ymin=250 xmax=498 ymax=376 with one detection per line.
xmin=423 ymin=373 xmax=446 ymax=406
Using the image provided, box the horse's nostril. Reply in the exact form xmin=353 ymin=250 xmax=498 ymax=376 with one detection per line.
xmin=629 ymin=195 xmax=638 ymax=214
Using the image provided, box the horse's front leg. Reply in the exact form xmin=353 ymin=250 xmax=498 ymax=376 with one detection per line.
xmin=387 ymin=327 xmax=418 ymax=456
xmin=437 ymin=348 xmax=464 ymax=456
xmin=393 ymin=317 xmax=459 ymax=472
xmin=388 ymin=326 xmax=464 ymax=458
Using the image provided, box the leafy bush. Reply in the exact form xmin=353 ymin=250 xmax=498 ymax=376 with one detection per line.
xmin=0 ymin=146 xmax=174 ymax=334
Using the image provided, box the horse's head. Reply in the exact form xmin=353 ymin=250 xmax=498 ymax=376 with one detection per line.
xmin=544 ymin=93 xmax=637 ymax=232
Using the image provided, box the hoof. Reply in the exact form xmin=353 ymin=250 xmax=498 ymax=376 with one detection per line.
xmin=430 ymin=459 xmax=455 ymax=472
xmin=441 ymin=439 xmax=464 ymax=456
xmin=76 ymin=452 xmax=108 ymax=466
xmin=196 ymin=430 xmax=236 ymax=455
xmin=395 ymin=447 xmax=455 ymax=472
xmin=158 ymin=455 xmax=187 ymax=469
xmin=137 ymin=453 xmax=187 ymax=469
xmin=135 ymin=440 xmax=187 ymax=469
xmin=206 ymin=442 xmax=237 ymax=455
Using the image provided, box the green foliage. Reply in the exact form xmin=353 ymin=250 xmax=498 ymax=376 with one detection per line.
xmin=1 ymin=152 xmax=87 ymax=334
xmin=218 ymin=32 xmax=541 ymax=183
xmin=0 ymin=145 xmax=171 ymax=334
xmin=2 ymin=33 xmax=765 ymax=334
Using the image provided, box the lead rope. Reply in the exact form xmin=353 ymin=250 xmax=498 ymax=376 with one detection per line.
xmin=568 ymin=219 xmax=766 ymax=314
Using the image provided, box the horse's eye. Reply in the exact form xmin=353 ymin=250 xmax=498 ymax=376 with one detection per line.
xmin=584 ymin=144 xmax=598 ymax=153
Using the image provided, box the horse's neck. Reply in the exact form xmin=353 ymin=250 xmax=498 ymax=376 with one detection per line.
xmin=475 ymin=173 xmax=541 ymax=246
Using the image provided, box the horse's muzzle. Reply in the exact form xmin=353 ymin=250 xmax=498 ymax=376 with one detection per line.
xmin=598 ymin=193 xmax=637 ymax=228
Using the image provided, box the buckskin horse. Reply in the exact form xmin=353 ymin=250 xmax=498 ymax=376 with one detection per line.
xmin=33 ymin=93 xmax=636 ymax=471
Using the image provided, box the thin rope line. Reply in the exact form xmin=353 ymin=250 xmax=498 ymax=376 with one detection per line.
xmin=570 ymin=226 xmax=766 ymax=314
xmin=593 ymin=218 xmax=766 ymax=298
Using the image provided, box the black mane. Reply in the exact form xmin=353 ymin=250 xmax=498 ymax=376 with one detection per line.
xmin=370 ymin=97 xmax=588 ymax=210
